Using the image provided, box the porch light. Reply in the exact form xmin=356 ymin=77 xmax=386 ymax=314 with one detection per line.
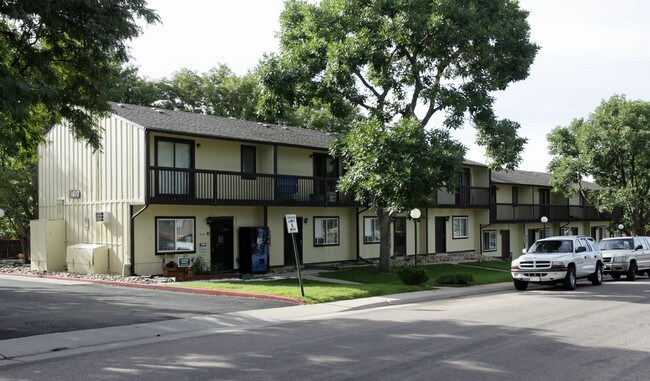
xmin=410 ymin=208 xmax=421 ymax=264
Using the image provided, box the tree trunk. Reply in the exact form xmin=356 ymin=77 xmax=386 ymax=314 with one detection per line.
xmin=377 ymin=208 xmax=392 ymax=274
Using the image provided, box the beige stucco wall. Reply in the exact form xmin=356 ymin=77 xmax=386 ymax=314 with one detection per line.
xmin=37 ymin=115 xmax=146 ymax=275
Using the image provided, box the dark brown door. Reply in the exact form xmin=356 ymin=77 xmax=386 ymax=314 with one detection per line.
xmin=284 ymin=216 xmax=303 ymax=267
xmin=501 ymin=230 xmax=511 ymax=259
xmin=435 ymin=217 xmax=447 ymax=253
xmin=393 ymin=217 xmax=406 ymax=256
xmin=209 ymin=217 xmax=234 ymax=271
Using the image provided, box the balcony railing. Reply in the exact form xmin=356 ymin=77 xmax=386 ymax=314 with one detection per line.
xmin=491 ymin=203 xmax=619 ymax=223
xmin=436 ymin=186 xmax=490 ymax=208
xmin=148 ymin=166 xmax=358 ymax=207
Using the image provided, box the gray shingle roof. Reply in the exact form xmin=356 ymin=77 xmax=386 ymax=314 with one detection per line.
xmin=109 ymin=102 xmax=333 ymax=150
xmin=491 ymin=169 xmax=600 ymax=190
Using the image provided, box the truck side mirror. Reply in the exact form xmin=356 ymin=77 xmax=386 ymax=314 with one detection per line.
xmin=635 ymin=245 xmax=643 ymax=250
xmin=576 ymin=246 xmax=587 ymax=253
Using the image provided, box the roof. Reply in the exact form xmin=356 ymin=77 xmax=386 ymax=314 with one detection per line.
xmin=491 ymin=169 xmax=600 ymax=190
xmin=109 ymin=102 xmax=333 ymax=150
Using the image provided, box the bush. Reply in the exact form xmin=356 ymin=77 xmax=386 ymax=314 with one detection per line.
xmin=395 ymin=266 xmax=429 ymax=285
xmin=191 ymin=256 xmax=210 ymax=275
xmin=435 ymin=273 xmax=474 ymax=286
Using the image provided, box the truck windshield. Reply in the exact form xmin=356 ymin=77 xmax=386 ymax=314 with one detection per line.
xmin=599 ymin=239 xmax=633 ymax=250
xmin=529 ymin=240 xmax=573 ymax=254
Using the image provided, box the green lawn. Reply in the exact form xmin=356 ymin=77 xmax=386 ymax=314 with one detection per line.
xmin=172 ymin=261 xmax=512 ymax=304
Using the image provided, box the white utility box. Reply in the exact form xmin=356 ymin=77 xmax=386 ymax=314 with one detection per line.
xmin=30 ymin=220 xmax=66 ymax=272
xmin=66 ymin=244 xmax=109 ymax=274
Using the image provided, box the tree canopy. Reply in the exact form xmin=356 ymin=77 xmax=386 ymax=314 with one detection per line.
xmin=261 ymin=0 xmax=538 ymax=169
xmin=334 ymin=117 xmax=465 ymax=272
xmin=548 ymin=95 xmax=650 ymax=235
xmin=0 ymin=0 xmax=159 ymax=161
xmin=264 ymin=0 xmax=538 ymax=272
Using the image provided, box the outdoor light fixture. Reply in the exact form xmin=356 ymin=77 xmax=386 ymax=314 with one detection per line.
xmin=618 ymin=224 xmax=624 ymax=236
xmin=410 ymin=208 xmax=421 ymax=264
xmin=540 ymin=216 xmax=548 ymax=238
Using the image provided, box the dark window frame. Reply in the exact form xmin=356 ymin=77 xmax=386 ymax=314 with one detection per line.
xmin=313 ymin=216 xmax=340 ymax=246
xmin=155 ymin=216 xmax=196 ymax=255
xmin=241 ymin=145 xmax=257 ymax=179
xmin=452 ymin=215 xmax=469 ymax=240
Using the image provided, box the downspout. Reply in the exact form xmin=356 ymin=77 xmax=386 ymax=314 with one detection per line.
xmin=129 ymin=129 xmax=150 ymax=276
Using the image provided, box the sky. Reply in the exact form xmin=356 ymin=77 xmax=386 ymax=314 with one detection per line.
xmin=128 ymin=0 xmax=650 ymax=173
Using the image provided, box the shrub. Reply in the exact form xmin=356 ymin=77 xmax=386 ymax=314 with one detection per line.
xmin=395 ymin=266 xmax=429 ymax=285
xmin=191 ymin=256 xmax=210 ymax=275
xmin=435 ymin=273 xmax=474 ymax=286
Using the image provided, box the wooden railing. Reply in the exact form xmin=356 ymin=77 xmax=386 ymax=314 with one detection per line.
xmin=436 ymin=186 xmax=491 ymax=208
xmin=148 ymin=167 xmax=358 ymax=207
xmin=490 ymin=203 xmax=619 ymax=223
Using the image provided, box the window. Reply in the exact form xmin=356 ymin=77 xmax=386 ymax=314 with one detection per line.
xmin=452 ymin=216 xmax=468 ymax=239
xmin=156 ymin=138 xmax=193 ymax=195
xmin=156 ymin=217 xmax=195 ymax=254
xmin=364 ymin=217 xmax=380 ymax=244
xmin=483 ymin=230 xmax=497 ymax=252
xmin=314 ymin=217 xmax=339 ymax=246
xmin=241 ymin=145 xmax=256 ymax=178
xmin=512 ymin=187 xmax=519 ymax=206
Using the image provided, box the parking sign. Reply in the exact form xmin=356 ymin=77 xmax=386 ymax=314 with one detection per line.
xmin=285 ymin=214 xmax=299 ymax=234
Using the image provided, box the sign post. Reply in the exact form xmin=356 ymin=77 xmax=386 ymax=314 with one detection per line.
xmin=285 ymin=214 xmax=304 ymax=297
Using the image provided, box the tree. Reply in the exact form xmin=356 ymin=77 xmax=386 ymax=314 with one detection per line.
xmin=262 ymin=0 xmax=538 ymax=272
xmin=0 ymin=156 xmax=38 ymax=256
xmin=334 ymin=117 xmax=465 ymax=272
xmin=548 ymin=95 xmax=650 ymax=236
xmin=0 ymin=0 xmax=159 ymax=161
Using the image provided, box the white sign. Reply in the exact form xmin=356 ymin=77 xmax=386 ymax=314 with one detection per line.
xmin=285 ymin=214 xmax=299 ymax=234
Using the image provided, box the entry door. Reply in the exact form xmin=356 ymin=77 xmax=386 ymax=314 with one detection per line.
xmin=527 ymin=228 xmax=537 ymax=249
xmin=210 ymin=217 xmax=234 ymax=271
xmin=393 ymin=217 xmax=406 ymax=256
xmin=435 ymin=217 xmax=447 ymax=253
xmin=501 ymin=230 xmax=511 ymax=259
xmin=284 ymin=216 xmax=303 ymax=267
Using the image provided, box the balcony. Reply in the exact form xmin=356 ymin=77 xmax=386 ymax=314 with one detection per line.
xmin=147 ymin=166 xmax=358 ymax=207
xmin=436 ymin=186 xmax=490 ymax=208
xmin=491 ymin=203 xmax=619 ymax=223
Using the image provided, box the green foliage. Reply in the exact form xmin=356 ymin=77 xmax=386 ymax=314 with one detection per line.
xmin=395 ymin=266 xmax=429 ymax=285
xmin=436 ymin=274 xmax=474 ymax=286
xmin=547 ymin=95 xmax=650 ymax=234
xmin=0 ymin=0 xmax=159 ymax=161
xmin=0 ymin=156 xmax=38 ymax=254
xmin=262 ymin=0 xmax=538 ymax=168
xmin=333 ymin=117 xmax=465 ymax=273
xmin=191 ymin=255 xmax=210 ymax=275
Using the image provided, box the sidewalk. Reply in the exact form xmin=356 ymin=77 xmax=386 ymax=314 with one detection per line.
xmin=0 ymin=274 xmax=512 ymax=367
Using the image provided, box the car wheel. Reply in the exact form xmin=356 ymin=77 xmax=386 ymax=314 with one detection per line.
xmin=626 ymin=262 xmax=637 ymax=281
xmin=590 ymin=263 xmax=603 ymax=285
xmin=563 ymin=266 xmax=577 ymax=290
xmin=611 ymin=273 xmax=621 ymax=280
xmin=513 ymin=279 xmax=528 ymax=291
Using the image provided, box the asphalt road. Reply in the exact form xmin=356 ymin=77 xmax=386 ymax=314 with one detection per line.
xmin=0 ymin=275 xmax=292 ymax=340
xmin=2 ymin=277 xmax=650 ymax=380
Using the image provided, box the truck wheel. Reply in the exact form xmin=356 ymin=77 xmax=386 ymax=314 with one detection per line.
xmin=626 ymin=262 xmax=637 ymax=281
xmin=513 ymin=279 xmax=528 ymax=290
xmin=563 ymin=266 xmax=577 ymax=290
xmin=590 ymin=263 xmax=603 ymax=285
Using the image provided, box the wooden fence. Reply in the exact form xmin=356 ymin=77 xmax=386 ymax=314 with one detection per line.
xmin=0 ymin=240 xmax=22 ymax=259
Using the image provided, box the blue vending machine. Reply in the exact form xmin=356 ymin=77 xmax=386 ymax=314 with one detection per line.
xmin=238 ymin=227 xmax=270 ymax=273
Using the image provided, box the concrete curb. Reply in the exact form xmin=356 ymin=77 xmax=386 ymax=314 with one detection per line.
xmin=0 ymin=272 xmax=305 ymax=305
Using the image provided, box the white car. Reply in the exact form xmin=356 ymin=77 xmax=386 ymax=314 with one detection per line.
xmin=599 ymin=237 xmax=650 ymax=281
xmin=511 ymin=236 xmax=604 ymax=291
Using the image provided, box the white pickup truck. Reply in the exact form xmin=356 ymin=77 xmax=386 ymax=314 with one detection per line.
xmin=599 ymin=237 xmax=650 ymax=281
xmin=511 ymin=236 xmax=604 ymax=291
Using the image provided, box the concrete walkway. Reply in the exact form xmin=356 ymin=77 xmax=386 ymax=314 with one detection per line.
xmin=0 ymin=275 xmax=512 ymax=367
